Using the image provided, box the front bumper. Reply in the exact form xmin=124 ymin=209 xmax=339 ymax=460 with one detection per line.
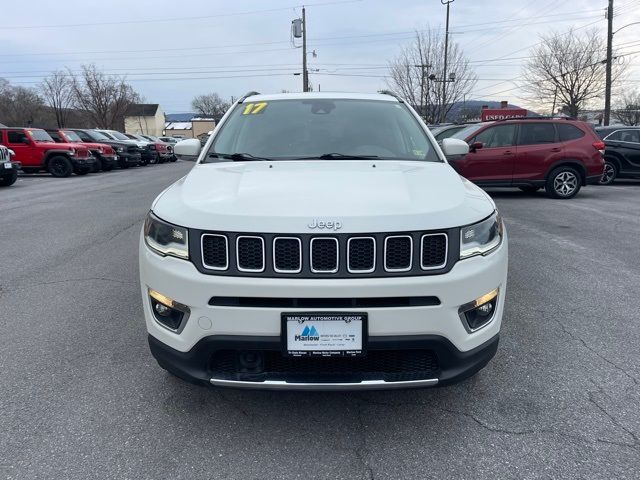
xmin=148 ymin=332 xmax=499 ymax=390
xmin=71 ymin=156 xmax=96 ymax=168
xmin=97 ymin=154 xmax=117 ymax=167
xmin=1 ymin=161 xmax=20 ymax=175
xmin=118 ymin=153 xmax=142 ymax=166
xmin=140 ymin=231 xmax=508 ymax=389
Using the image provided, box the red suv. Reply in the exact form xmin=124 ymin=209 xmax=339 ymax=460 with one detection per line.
xmin=447 ymin=119 xmax=605 ymax=199
xmin=0 ymin=128 xmax=96 ymax=177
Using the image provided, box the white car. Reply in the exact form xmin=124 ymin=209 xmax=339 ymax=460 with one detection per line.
xmin=0 ymin=145 xmax=19 ymax=187
xmin=139 ymin=91 xmax=508 ymax=390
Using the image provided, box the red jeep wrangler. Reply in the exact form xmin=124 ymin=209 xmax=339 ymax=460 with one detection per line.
xmin=47 ymin=129 xmax=117 ymax=172
xmin=0 ymin=128 xmax=96 ymax=177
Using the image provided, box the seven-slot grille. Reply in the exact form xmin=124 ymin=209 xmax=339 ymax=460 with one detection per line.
xmin=0 ymin=147 xmax=7 ymax=162
xmin=199 ymin=232 xmax=450 ymax=276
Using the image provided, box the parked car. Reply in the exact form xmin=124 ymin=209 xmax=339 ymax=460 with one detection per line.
xmin=595 ymin=126 xmax=640 ymax=184
xmin=98 ymin=130 xmax=153 ymax=166
xmin=158 ymin=136 xmax=179 ymax=145
xmin=125 ymin=133 xmax=172 ymax=164
xmin=430 ymin=124 xmax=470 ymax=141
xmin=46 ymin=129 xmax=117 ymax=172
xmin=67 ymin=129 xmax=142 ymax=169
xmin=0 ymin=144 xmax=19 ymax=187
xmin=140 ymin=91 xmax=508 ymax=390
xmin=140 ymin=135 xmax=177 ymax=162
xmin=0 ymin=127 xmax=95 ymax=177
xmin=447 ymin=118 xmax=605 ymax=199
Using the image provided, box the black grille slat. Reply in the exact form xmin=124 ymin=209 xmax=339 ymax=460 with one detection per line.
xmin=311 ymin=238 xmax=338 ymax=272
xmin=210 ymin=349 xmax=440 ymax=383
xmin=348 ymin=238 xmax=375 ymax=272
xmin=201 ymin=235 xmax=228 ymax=270
xmin=274 ymin=238 xmax=301 ymax=272
xmin=209 ymin=296 xmax=441 ymax=308
xmin=422 ymin=234 xmax=448 ymax=269
xmin=237 ymin=237 xmax=264 ymax=271
xmin=385 ymin=236 xmax=412 ymax=271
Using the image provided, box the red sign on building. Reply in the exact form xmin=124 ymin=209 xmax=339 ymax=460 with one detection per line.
xmin=481 ymin=108 xmax=527 ymax=121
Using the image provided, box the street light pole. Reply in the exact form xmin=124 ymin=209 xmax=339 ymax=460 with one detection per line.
xmin=441 ymin=0 xmax=454 ymax=123
xmin=302 ymin=6 xmax=309 ymax=92
xmin=604 ymin=0 xmax=614 ymax=126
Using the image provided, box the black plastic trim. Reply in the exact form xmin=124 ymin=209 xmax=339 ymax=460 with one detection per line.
xmin=208 ymin=296 xmax=441 ymax=308
xmin=147 ymin=333 xmax=499 ymax=387
xmin=188 ymin=228 xmax=459 ymax=279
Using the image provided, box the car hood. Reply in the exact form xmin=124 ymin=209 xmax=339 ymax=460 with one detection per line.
xmin=153 ymin=160 xmax=495 ymax=233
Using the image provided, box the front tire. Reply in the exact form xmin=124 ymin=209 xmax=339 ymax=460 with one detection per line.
xmin=0 ymin=171 xmax=18 ymax=187
xmin=92 ymin=157 xmax=102 ymax=173
xmin=599 ymin=160 xmax=617 ymax=185
xmin=546 ymin=166 xmax=581 ymax=199
xmin=48 ymin=156 xmax=73 ymax=178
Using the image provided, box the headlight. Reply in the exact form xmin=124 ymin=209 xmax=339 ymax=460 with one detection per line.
xmin=116 ymin=146 xmax=124 ymax=152
xmin=68 ymin=148 xmax=76 ymax=156
xmin=144 ymin=212 xmax=189 ymax=259
xmin=460 ymin=212 xmax=503 ymax=259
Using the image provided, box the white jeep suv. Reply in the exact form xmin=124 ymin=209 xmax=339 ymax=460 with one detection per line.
xmin=139 ymin=92 xmax=508 ymax=390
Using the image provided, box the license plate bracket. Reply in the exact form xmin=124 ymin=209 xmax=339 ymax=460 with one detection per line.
xmin=282 ymin=312 xmax=367 ymax=357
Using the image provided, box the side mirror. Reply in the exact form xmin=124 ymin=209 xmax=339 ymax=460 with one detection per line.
xmin=173 ymin=138 xmax=201 ymax=161
xmin=22 ymin=137 xmax=31 ymax=145
xmin=441 ymin=138 xmax=470 ymax=157
xmin=469 ymin=141 xmax=483 ymax=152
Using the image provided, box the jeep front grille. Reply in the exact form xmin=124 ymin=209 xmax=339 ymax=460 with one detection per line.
xmin=195 ymin=230 xmax=453 ymax=278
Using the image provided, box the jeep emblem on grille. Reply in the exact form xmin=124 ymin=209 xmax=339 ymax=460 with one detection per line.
xmin=308 ymin=219 xmax=342 ymax=230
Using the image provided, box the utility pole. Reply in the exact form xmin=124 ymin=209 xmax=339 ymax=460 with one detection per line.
xmin=604 ymin=0 xmax=614 ymax=126
xmin=441 ymin=0 xmax=454 ymax=123
xmin=302 ymin=6 xmax=309 ymax=92
xmin=414 ymin=64 xmax=431 ymax=121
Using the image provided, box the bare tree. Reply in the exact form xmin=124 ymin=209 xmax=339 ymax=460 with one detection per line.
xmin=71 ymin=64 xmax=140 ymax=129
xmin=40 ymin=71 xmax=74 ymax=128
xmin=387 ymin=28 xmax=477 ymax=123
xmin=522 ymin=29 xmax=625 ymax=117
xmin=191 ymin=93 xmax=231 ymax=118
xmin=613 ymin=89 xmax=640 ymax=126
xmin=0 ymin=80 xmax=48 ymax=127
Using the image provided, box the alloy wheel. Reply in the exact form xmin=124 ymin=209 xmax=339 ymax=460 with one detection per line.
xmin=553 ymin=171 xmax=578 ymax=197
xmin=600 ymin=163 xmax=616 ymax=185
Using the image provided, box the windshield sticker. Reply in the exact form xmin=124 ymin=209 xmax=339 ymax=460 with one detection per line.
xmin=242 ymin=102 xmax=268 ymax=115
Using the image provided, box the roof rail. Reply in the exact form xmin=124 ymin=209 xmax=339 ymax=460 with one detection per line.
xmin=495 ymin=116 xmax=577 ymax=122
xmin=378 ymin=90 xmax=404 ymax=103
xmin=237 ymin=91 xmax=260 ymax=103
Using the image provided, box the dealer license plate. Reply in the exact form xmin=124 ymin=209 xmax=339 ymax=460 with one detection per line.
xmin=283 ymin=312 xmax=366 ymax=357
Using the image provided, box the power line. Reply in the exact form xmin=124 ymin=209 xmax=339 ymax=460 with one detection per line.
xmin=0 ymin=0 xmax=362 ymax=30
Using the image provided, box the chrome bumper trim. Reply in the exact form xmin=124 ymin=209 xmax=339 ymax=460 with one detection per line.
xmin=209 ymin=377 xmax=439 ymax=391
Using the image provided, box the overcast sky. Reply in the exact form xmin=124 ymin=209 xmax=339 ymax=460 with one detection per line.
xmin=1 ymin=0 xmax=638 ymax=113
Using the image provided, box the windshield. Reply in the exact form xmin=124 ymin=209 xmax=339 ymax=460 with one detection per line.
xmin=451 ymin=124 xmax=491 ymax=142
xmin=62 ymin=130 xmax=82 ymax=142
xmin=86 ymin=130 xmax=111 ymax=141
xmin=207 ymin=98 xmax=440 ymax=162
xmin=108 ymin=131 xmax=130 ymax=141
xmin=28 ymin=129 xmax=54 ymax=142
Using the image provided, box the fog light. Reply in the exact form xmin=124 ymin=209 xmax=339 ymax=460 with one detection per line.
xmin=148 ymin=289 xmax=190 ymax=332
xmin=459 ymin=288 xmax=499 ymax=332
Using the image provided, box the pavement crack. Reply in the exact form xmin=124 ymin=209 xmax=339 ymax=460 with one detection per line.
xmin=549 ymin=314 xmax=640 ymax=386
xmin=354 ymin=400 xmax=375 ymax=480
xmin=587 ymin=381 xmax=640 ymax=449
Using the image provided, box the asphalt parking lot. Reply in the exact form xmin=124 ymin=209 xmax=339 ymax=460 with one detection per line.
xmin=1 ymin=163 xmax=639 ymax=479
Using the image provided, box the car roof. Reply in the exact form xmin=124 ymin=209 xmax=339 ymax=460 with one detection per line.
xmin=242 ymin=92 xmax=399 ymax=103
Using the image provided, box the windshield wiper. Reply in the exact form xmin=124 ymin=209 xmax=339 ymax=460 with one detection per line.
xmin=208 ymin=152 xmax=271 ymax=162
xmin=298 ymin=153 xmax=379 ymax=160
